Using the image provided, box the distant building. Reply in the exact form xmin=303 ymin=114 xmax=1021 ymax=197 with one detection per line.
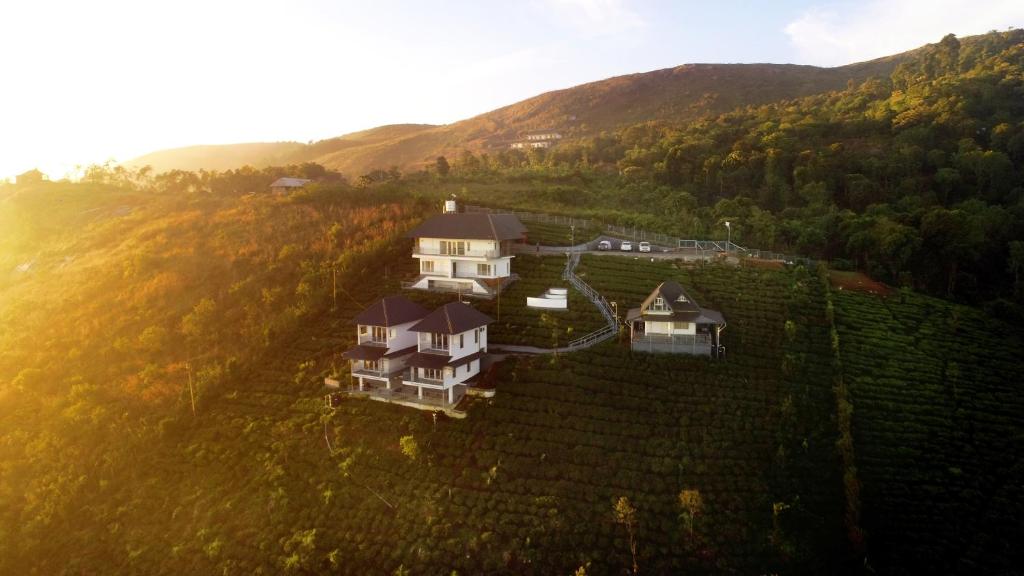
xmin=510 ymin=129 xmax=563 ymax=150
xmin=625 ymin=281 xmax=726 ymax=356
xmin=15 ymin=169 xmax=46 ymax=185
xmin=403 ymin=199 xmax=526 ymax=297
xmin=269 ymin=177 xmax=311 ymax=194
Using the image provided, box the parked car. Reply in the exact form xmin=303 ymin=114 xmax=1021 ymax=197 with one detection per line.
xmin=597 ymin=240 xmax=612 ymax=251
xmin=638 ymin=241 xmax=651 ymax=253
xmin=620 ymin=241 xmax=633 ymax=251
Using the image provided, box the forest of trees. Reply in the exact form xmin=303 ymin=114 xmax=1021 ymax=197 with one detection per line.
xmin=415 ymin=30 xmax=1024 ymax=311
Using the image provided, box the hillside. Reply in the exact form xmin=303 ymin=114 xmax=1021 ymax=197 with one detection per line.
xmin=129 ymin=141 xmax=307 ymax=173
xmin=126 ymin=39 xmax=923 ymax=176
xmin=2 ymin=174 xmax=1021 ymax=573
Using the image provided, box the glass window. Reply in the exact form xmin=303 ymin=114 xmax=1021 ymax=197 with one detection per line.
xmin=423 ymin=368 xmax=442 ymax=380
xmin=673 ymin=322 xmax=690 ymax=330
xmin=430 ymin=332 xmax=448 ymax=350
xmin=459 ymin=334 xmax=464 ymax=347
xmin=364 ymin=360 xmax=380 ymax=372
xmin=476 ymin=263 xmax=492 ymax=276
xmin=371 ymin=326 xmax=386 ymax=342
xmin=421 ymin=260 xmax=434 ymax=273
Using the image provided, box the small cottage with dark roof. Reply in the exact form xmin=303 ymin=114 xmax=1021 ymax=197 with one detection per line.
xmin=404 ymin=200 xmax=526 ymax=297
xmin=342 ymin=296 xmax=429 ymax=391
xmin=401 ymin=301 xmax=492 ymax=405
xmin=625 ymin=281 xmax=726 ymax=356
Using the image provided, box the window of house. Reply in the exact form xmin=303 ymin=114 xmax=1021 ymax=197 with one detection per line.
xmin=459 ymin=334 xmax=464 ymax=347
xmin=474 ymin=328 xmax=479 ymax=344
xmin=423 ymin=368 xmax=442 ymax=380
xmin=364 ymin=360 xmax=380 ymax=372
xmin=430 ymin=332 xmax=448 ymax=350
xmin=421 ymin=260 xmax=435 ymax=273
xmin=359 ymin=325 xmax=367 ymax=335
xmin=371 ymin=326 xmax=386 ymax=342
xmin=673 ymin=322 xmax=690 ymax=330
xmin=440 ymin=241 xmax=465 ymax=255
xmin=476 ymin=263 xmax=492 ymax=276
xmin=389 ymin=329 xmax=395 ymax=339
xmin=649 ymin=297 xmax=671 ymax=312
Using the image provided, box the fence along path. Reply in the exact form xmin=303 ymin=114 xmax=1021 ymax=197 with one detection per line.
xmin=490 ymin=251 xmax=618 ymax=355
xmin=465 ymin=204 xmax=812 ymax=265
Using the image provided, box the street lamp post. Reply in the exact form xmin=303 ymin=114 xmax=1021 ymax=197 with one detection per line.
xmin=724 ymin=221 xmax=731 ymax=252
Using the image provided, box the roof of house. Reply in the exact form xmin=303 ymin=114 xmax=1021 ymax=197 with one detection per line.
xmin=627 ymin=281 xmax=725 ymax=325
xmin=404 ymin=212 xmax=527 ymax=241
xmin=409 ymin=302 xmax=493 ymax=334
xmin=407 ymin=350 xmax=486 ymax=370
xmin=341 ymin=344 xmax=417 ymax=361
xmin=270 ymin=177 xmax=312 ymax=188
xmin=354 ymin=296 xmax=429 ymax=327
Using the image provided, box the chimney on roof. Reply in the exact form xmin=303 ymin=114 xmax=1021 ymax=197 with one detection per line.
xmin=443 ymin=195 xmax=457 ymax=214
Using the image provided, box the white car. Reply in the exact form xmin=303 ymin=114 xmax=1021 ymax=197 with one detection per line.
xmin=597 ymin=240 xmax=612 ymax=251
xmin=638 ymin=241 xmax=651 ymax=253
xmin=620 ymin=241 xmax=633 ymax=251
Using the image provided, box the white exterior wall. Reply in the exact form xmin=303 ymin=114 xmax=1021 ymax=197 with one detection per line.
xmin=357 ymin=320 xmax=419 ymax=352
xmin=413 ymin=238 xmax=513 ymax=284
xmin=644 ymin=320 xmax=696 ymax=335
xmin=449 ymin=328 xmax=483 ymax=360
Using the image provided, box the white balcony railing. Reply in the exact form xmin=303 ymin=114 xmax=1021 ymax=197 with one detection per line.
xmin=413 ymin=246 xmax=507 ymax=258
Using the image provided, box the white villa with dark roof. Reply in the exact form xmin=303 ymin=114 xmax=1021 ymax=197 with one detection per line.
xmin=404 ymin=200 xmax=527 ymax=297
xmin=626 ymin=281 xmax=726 ymax=356
xmin=402 ymin=301 xmax=492 ymax=405
xmin=341 ymin=296 xmax=429 ymax=391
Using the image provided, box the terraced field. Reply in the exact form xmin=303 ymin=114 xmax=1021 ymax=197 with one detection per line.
xmin=37 ymin=250 xmax=1019 ymax=575
xmin=834 ymin=290 xmax=1024 ymax=574
xmin=523 ymin=220 xmax=603 ymax=246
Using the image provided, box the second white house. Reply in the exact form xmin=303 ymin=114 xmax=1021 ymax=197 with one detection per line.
xmin=404 ymin=200 xmax=527 ymax=297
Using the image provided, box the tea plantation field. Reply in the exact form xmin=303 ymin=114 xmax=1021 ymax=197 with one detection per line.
xmin=17 ymin=253 xmax=1021 ymax=575
xmin=834 ymin=289 xmax=1024 ymax=575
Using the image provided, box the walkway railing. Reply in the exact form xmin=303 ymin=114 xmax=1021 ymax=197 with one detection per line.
xmin=562 ymin=251 xmax=618 ymax=350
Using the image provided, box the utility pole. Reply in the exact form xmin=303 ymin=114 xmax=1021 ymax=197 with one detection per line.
xmin=186 ymin=361 xmax=196 ymax=418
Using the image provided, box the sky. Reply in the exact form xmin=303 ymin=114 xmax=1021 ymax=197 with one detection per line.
xmin=1 ymin=0 xmax=1022 ymax=179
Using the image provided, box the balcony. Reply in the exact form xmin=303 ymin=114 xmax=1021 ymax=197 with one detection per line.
xmin=631 ymin=333 xmax=713 ymax=355
xmin=412 ymin=246 xmax=509 ymax=259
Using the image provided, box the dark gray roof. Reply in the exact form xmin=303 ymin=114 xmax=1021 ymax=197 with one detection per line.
xmin=354 ymin=296 xmax=429 ymax=327
xmin=640 ymin=281 xmax=700 ymax=314
xmin=409 ymin=302 xmax=493 ymax=334
xmin=407 ymin=350 xmax=485 ymax=370
xmin=342 ymin=345 xmax=386 ymax=361
xmin=270 ymin=177 xmax=311 ymax=188
xmin=405 ymin=213 xmax=527 ymax=241
xmin=634 ymin=281 xmax=725 ymax=325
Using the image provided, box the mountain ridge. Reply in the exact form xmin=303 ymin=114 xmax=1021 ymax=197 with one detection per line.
xmin=125 ymin=36 xmax=943 ymax=176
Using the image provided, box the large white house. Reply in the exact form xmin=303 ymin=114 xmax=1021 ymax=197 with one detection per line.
xmin=404 ymin=201 xmax=527 ymax=297
xmin=626 ymin=281 xmax=726 ymax=356
xmin=341 ymin=296 xmax=429 ymax=391
xmin=402 ymin=302 xmax=492 ymax=405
